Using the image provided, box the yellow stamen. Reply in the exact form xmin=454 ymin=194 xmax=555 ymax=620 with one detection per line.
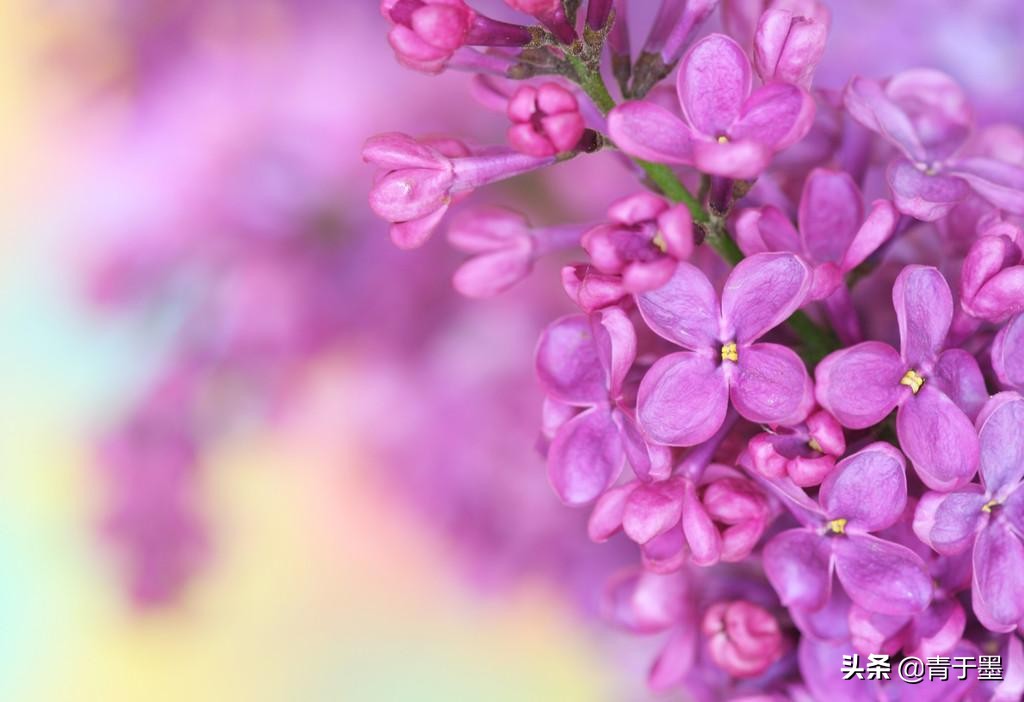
xmin=900 ymin=369 xmax=925 ymax=394
xmin=808 ymin=437 xmax=823 ymax=453
xmin=721 ymin=342 xmax=739 ymax=363
xmin=982 ymin=499 xmax=1000 ymax=513
xmin=652 ymin=232 xmax=667 ymax=253
xmin=717 ymin=135 xmax=729 ymax=144
xmin=826 ymin=518 xmax=847 ymax=535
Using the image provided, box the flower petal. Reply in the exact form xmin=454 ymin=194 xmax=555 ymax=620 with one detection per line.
xmin=389 ymin=202 xmax=450 ymax=249
xmin=722 ymin=252 xmax=811 ymax=343
xmin=635 ymin=262 xmax=719 ymax=349
xmin=886 ymin=158 xmax=969 ymax=221
xmin=893 ymin=264 xmax=953 ymax=369
xmin=731 ymin=342 xmax=813 ymax=425
xmin=993 ymin=313 xmax=1024 ymax=391
xmin=897 ymin=384 xmax=980 ymax=491
xmin=535 ymin=314 xmax=607 ymax=404
xmin=797 ymin=168 xmax=863 ymax=265
xmin=734 ymin=205 xmax=801 ymax=256
xmin=648 ymin=625 xmax=698 ymax=692
xmin=678 ymin=33 xmax=751 ymax=136
xmin=607 ymin=101 xmax=695 ymax=164
xmin=623 ymin=478 xmax=685 ymax=544
xmin=840 ymin=199 xmax=899 ymax=272
xmin=588 ymin=482 xmax=638 ymax=542
xmin=616 ymin=410 xmax=673 ymax=481
xmin=815 ymin=341 xmax=906 ymax=429
xmin=451 ymin=237 xmax=534 ymax=297
xmin=843 ymin=77 xmax=926 ymax=162
xmin=637 ymin=352 xmax=729 ymax=446
xmin=932 ymin=349 xmax=988 ymax=422
xmin=819 ymin=442 xmax=908 ymax=532
xmin=601 ymin=568 xmax=687 ymax=634
xmin=593 ymin=307 xmax=637 ymax=397
xmin=949 ymin=157 xmax=1024 ymax=215
xmin=547 ymin=406 xmax=623 ymax=505
xmin=682 ymin=480 xmax=721 ymax=566
xmin=912 ymin=488 xmax=987 ymax=555
xmin=731 ymin=81 xmax=816 ymax=151
xmin=977 ymin=392 xmax=1024 ymax=495
xmin=763 ymin=528 xmax=833 ymax=611
xmin=447 ymin=206 xmax=530 ymax=251
xmin=691 ymin=139 xmax=772 ymax=179
xmin=834 ymin=534 xmax=932 ymax=615
xmin=972 ymin=522 xmax=1024 ymax=632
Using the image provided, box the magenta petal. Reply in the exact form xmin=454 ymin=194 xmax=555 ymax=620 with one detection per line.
xmin=621 ymin=258 xmax=678 ymax=294
xmin=691 ymin=138 xmax=772 ymax=180
xmin=722 ymin=252 xmax=811 ymax=343
xmin=452 ymin=237 xmax=533 ymax=297
xmin=362 ymin=132 xmax=446 ymax=170
xmin=912 ymin=488 xmax=987 ymax=555
xmin=972 ymin=523 xmax=1024 ymax=632
xmin=641 ymin=527 xmax=688 ymax=573
xmin=607 ymin=101 xmax=695 ymax=164
xmin=616 ymin=410 xmax=672 ymax=481
xmin=966 ymin=266 xmax=1024 ymax=324
xmin=731 ymin=342 xmax=813 ymax=425
xmin=815 ymin=341 xmax=905 ymax=428
xmin=841 ymin=199 xmax=898 ymax=272
xmin=602 ymin=569 xmax=686 ymax=633
xmin=848 ymin=605 xmax=910 ymax=656
xmin=910 ymin=597 xmax=966 ymax=660
xmin=897 ymin=385 xmax=979 ymax=491
xmin=623 ymin=479 xmax=685 ymax=544
xmin=535 ymin=314 xmax=607 ymax=404
xmin=731 ymin=81 xmax=816 ymax=151
xmin=977 ymin=392 xmax=1024 ymax=495
xmin=447 ymin=206 xmax=529 ymax=251
xmin=798 ymin=168 xmax=863 ymax=264
xmin=734 ymin=205 xmax=801 ymax=256
xmin=588 ymin=482 xmax=638 ymax=542
xmin=370 ymin=167 xmax=453 ymax=222
xmin=763 ymin=528 xmax=833 ymax=611
xmin=843 ymin=77 xmax=926 ymax=162
xmin=819 ymin=442 xmax=907 ymax=532
xmin=547 ymin=406 xmax=624 ymax=505
xmin=637 ymin=352 xmax=729 ymax=446
xmin=893 ymin=264 xmax=953 ymax=369
xmin=635 ymin=262 xmax=719 ymax=349
xmin=648 ymin=625 xmax=698 ymax=691
xmin=682 ymin=480 xmax=721 ymax=566
xmin=678 ymin=33 xmax=751 ymax=137
xmin=833 ymin=534 xmax=932 ymax=615
xmin=886 ymin=159 xmax=970 ymax=221
xmin=949 ymin=157 xmax=1024 ymax=215
xmin=932 ymin=349 xmax=988 ymax=422
xmin=593 ymin=307 xmax=637 ymax=397
xmin=389 ymin=203 xmax=450 ymax=249
xmin=993 ymin=313 xmax=1024 ymax=391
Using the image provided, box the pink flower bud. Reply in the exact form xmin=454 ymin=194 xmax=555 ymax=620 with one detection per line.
xmin=448 ymin=207 xmax=536 ymax=297
xmin=754 ymin=1 xmax=830 ymax=88
xmin=561 ymin=264 xmax=628 ymax=312
xmin=748 ymin=409 xmax=844 ymax=486
xmin=384 ymin=0 xmax=476 ymax=74
xmin=582 ymin=192 xmax=695 ymax=293
xmin=507 ymin=83 xmax=586 ymax=157
xmin=702 ymin=601 xmax=785 ymax=678
xmin=960 ymin=219 xmax=1024 ymax=323
xmin=701 ymin=476 xmax=771 ymax=562
xmin=505 ymin=0 xmax=560 ymax=13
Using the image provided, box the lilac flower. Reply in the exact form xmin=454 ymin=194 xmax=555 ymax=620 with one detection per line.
xmin=815 ymin=265 xmax=982 ymax=491
xmin=844 ymin=69 xmax=1024 ymax=220
xmin=752 ymin=0 xmax=830 ymax=89
xmin=914 ymin=392 xmax=1024 ymax=632
xmin=447 ymin=206 xmax=584 ymax=298
xmin=960 ymin=218 xmax=1024 ymax=323
xmin=702 ymin=600 xmax=785 ymax=678
xmin=580 ymin=192 xmax=695 ymax=294
xmin=635 ymin=252 xmax=813 ymax=446
xmin=382 ymin=0 xmax=533 ymax=74
xmin=560 ymin=264 xmax=631 ymax=312
xmin=609 ymin=33 xmax=815 ymax=179
xmin=735 ymin=168 xmax=897 ymax=302
xmin=993 ymin=313 xmax=1024 ymax=392
xmin=764 ymin=442 xmax=933 ymax=616
xmin=536 ymin=307 xmax=671 ymax=504
xmin=507 ymin=83 xmax=586 ymax=157
xmin=747 ymin=408 xmax=845 ymax=487
xmin=362 ymin=132 xmax=555 ymax=249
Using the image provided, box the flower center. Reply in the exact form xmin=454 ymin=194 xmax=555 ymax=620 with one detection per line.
xmin=826 ymin=518 xmax=847 ymax=535
xmin=982 ymin=499 xmax=1001 ymax=513
xmin=807 ymin=437 xmax=823 ymax=453
xmin=900 ymin=369 xmax=925 ymax=394
xmin=651 ymin=232 xmax=667 ymax=253
xmin=716 ymin=135 xmax=729 ymax=144
xmin=721 ymin=342 xmax=739 ymax=363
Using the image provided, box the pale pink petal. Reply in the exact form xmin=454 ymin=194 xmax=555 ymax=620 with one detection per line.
xmin=692 ymin=139 xmax=772 ymax=180
xmin=608 ymin=101 xmax=695 ymax=164
xmin=949 ymin=157 xmax=1024 ymax=215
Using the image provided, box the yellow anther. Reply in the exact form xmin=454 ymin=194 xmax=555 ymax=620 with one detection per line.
xmin=900 ymin=369 xmax=925 ymax=394
xmin=652 ymin=232 xmax=667 ymax=253
xmin=808 ymin=437 xmax=823 ymax=453
xmin=982 ymin=499 xmax=1000 ymax=513
xmin=717 ymin=135 xmax=729 ymax=144
xmin=826 ymin=518 xmax=848 ymax=535
xmin=721 ymin=342 xmax=739 ymax=363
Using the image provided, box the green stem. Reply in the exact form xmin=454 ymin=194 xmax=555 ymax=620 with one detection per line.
xmin=565 ymin=51 xmax=838 ymax=363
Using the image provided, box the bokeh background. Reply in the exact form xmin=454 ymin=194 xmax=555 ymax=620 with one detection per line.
xmin=2 ymin=1 xmax=1023 ymax=701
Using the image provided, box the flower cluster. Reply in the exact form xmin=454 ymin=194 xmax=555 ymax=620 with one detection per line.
xmin=367 ymin=0 xmax=1024 ymax=698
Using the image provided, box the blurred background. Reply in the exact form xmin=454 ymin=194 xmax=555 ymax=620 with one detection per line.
xmin=1 ymin=1 xmax=1022 ymax=700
